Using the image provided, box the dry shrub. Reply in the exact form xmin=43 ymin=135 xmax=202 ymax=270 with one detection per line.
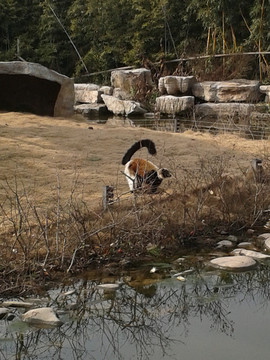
xmin=184 ymin=54 xmax=257 ymax=81
xmin=1 ymin=153 xmax=270 ymax=293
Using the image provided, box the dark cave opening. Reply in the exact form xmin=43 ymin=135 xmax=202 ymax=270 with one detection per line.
xmin=0 ymin=74 xmax=61 ymax=116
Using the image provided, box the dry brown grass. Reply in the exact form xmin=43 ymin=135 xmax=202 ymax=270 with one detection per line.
xmin=1 ymin=111 xmax=270 ymax=294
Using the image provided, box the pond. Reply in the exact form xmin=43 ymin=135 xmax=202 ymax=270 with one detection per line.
xmin=1 ymin=256 xmax=270 ymax=360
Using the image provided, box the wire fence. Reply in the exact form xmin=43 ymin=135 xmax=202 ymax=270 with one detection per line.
xmin=128 ymin=114 xmax=270 ymax=140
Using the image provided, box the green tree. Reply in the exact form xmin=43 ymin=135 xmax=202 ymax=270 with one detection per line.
xmin=0 ymin=0 xmax=17 ymax=58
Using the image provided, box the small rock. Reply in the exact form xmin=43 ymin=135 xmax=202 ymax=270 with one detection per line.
xmin=97 ymin=283 xmax=120 ymax=291
xmin=0 ymin=308 xmax=9 ymax=319
xmin=216 ymin=240 xmax=233 ymax=249
xmin=2 ymin=301 xmax=33 ymax=308
xmin=264 ymin=238 xmax=270 ymax=251
xmin=227 ymin=235 xmax=238 ymax=243
xmin=61 ymin=290 xmax=76 ymax=297
xmin=232 ymin=248 xmax=270 ymax=259
xmin=257 ymin=233 xmax=270 ymax=240
xmin=210 ymin=255 xmax=257 ymax=271
xmin=237 ymin=242 xmax=255 ymax=250
xmin=21 ymin=307 xmax=63 ymax=328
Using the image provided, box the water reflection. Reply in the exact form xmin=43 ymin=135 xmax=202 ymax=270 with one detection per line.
xmin=1 ymin=263 xmax=270 ymax=360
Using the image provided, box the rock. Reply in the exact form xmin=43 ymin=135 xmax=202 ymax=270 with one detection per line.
xmin=260 ymin=85 xmax=270 ymax=102
xmin=97 ymin=283 xmax=120 ymax=291
xmin=112 ymin=88 xmax=127 ymax=99
xmin=21 ymin=307 xmax=63 ymax=327
xmin=237 ymin=242 xmax=255 ymax=250
xmin=99 ymin=86 xmax=113 ymax=95
xmin=0 ymin=307 xmax=9 ymax=319
xmin=195 ymin=103 xmax=255 ymax=118
xmin=192 ymin=79 xmax=260 ymax=103
xmin=158 ymin=76 xmax=196 ymax=95
xmin=264 ymin=238 xmax=270 ymax=251
xmin=111 ymin=68 xmax=153 ymax=100
xmin=101 ymin=94 xmax=147 ymax=116
xmin=74 ymin=103 xmax=110 ymax=119
xmin=74 ymin=83 xmax=99 ymax=91
xmin=227 ymin=235 xmax=238 ymax=243
xmin=155 ymin=95 xmax=194 ymax=115
xmin=74 ymin=84 xmax=103 ymax=104
xmin=231 ymin=248 xmax=270 ymax=259
xmin=0 ymin=61 xmax=74 ymax=117
xmin=210 ymin=255 xmax=257 ymax=271
xmin=176 ymin=276 xmax=186 ymax=281
xmin=2 ymin=301 xmax=33 ymax=308
xmin=216 ymin=240 xmax=234 ymax=249
xmin=58 ymin=289 xmax=76 ymax=299
xmin=257 ymin=233 xmax=270 ymax=241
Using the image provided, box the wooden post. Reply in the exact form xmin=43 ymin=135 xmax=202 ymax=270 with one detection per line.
xmin=174 ymin=117 xmax=178 ymax=132
xmin=102 ymin=186 xmax=114 ymax=210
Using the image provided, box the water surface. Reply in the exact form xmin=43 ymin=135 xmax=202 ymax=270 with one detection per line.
xmin=1 ymin=260 xmax=270 ymax=360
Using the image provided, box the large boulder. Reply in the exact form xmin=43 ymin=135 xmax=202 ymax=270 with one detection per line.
xmin=111 ymin=68 xmax=153 ymax=100
xmin=192 ymin=79 xmax=261 ymax=103
xmin=0 ymin=61 xmax=74 ymax=117
xmin=74 ymin=103 xmax=110 ymax=119
xmin=101 ymin=94 xmax=147 ymax=116
xmin=158 ymin=76 xmax=196 ymax=95
xmin=195 ymin=103 xmax=256 ymax=118
xmin=74 ymin=84 xmax=113 ymax=104
xmin=260 ymin=85 xmax=270 ymax=102
xmin=74 ymin=83 xmax=101 ymax=104
xmin=155 ymin=95 xmax=194 ymax=115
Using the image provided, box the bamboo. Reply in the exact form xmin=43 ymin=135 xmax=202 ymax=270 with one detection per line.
xmin=206 ymin=28 xmax=211 ymax=54
xmin=239 ymin=7 xmax=268 ymax=68
xmin=222 ymin=9 xmax=226 ymax=75
xmin=212 ymin=28 xmax=216 ymax=54
xmin=259 ymin=0 xmax=265 ymax=81
xmin=231 ymin=25 xmax=236 ymax=51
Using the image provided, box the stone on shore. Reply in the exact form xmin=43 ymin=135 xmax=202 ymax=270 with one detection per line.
xmin=74 ymin=84 xmax=113 ymax=104
xmin=158 ymin=76 xmax=196 ymax=95
xmin=210 ymin=255 xmax=257 ymax=271
xmin=111 ymin=68 xmax=153 ymax=100
xmin=260 ymin=85 xmax=270 ymax=102
xmin=155 ymin=95 xmax=194 ymax=114
xmin=195 ymin=103 xmax=256 ymax=118
xmin=74 ymin=103 xmax=110 ymax=118
xmin=231 ymin=248 xmax=270 ymax=260
xmin=101 ymin=94 xmax=147 ymax=116
xmin=192 ymin=79 xmax=261 ymax=103
xmin=264 ymin=238 xmax=270 ymax=251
